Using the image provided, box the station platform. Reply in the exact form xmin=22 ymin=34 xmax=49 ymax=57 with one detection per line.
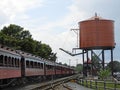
xmin=54 ymin=82 xmax=93 ymax=90
xmin=65 ymin=82 xmax=93 ymax=90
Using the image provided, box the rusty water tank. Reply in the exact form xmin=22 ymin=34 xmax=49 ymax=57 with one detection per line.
xmin=79 ymin=14 xmax=115 ymax=49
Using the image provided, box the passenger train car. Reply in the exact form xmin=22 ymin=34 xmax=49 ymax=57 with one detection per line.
xmin=0 ymin=45 xmax=75 ymax=87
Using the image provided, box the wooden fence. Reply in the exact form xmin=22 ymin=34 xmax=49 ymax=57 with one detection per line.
xmin=77 ymin=79 xmax=120 ymax=90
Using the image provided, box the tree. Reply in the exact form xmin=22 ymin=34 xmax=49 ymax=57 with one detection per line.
xmin=1 ymin=24 xmax=23 ymax=38
xmin=1 ymin=24 xmax=32 ymax=40
xmin=107 ymin=61 xmax=120 ymax=72
xmin=48 ymin=53 xmax=57 ymax=62
xmin=75 ymin=64 xmax=83 ymax=73
xmin=58 ymin=62 xmax=62 ymax=65
xmin=0 ymin=32 xmax=6 ymax=45
xmin=0 ymin=32 xmax=17 ymax=47
xmin=35 ymin=43 xmax=51 ymax=59
xmin=19 ymin=38 xmax=36 ymax=53
xmin=19 ymin=30 xmax=32 ymax=39
xmin=63 ymin=63 xmax=68 ymax=66
xmin=98 ymin=69 xmax=111 ymax=80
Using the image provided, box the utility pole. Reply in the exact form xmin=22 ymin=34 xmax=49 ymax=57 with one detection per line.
xmin=71 ymin=29 xmax=79 ymax=47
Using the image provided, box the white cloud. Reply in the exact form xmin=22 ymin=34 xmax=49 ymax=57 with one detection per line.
xmin=0 ymin=0 xmax=43 ymax=14
xmin=0 ymin=0 xmax=44 ymax=27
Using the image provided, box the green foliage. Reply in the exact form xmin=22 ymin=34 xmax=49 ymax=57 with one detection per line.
xmin=75 ymin=64 xmax=83 ymax=73
xmin=63 ymin=63 xmax=68 ymax=66
xmin=19 ymin=38 xmax=36 ymax=53
xmin=107 ymin=61 xmax=120 ymax=72
xmin=98 ymin=69 xmax=111 ymax=80
xmin=1 ymin=24 xmax=23 ymax=38
xmin=58 ymin=62 xmax=62 ymax=65
xmin=0 ymin=24 xmax=57 ymax=62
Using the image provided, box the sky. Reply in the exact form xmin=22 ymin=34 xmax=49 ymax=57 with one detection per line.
xmin=0 ymin=0 xmax=120 ymax=66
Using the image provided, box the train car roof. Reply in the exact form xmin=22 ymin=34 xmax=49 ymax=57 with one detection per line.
xmin=16 ymin=50 xmax=45 ymax=63
xmin=0 ymin=45 xmax=21 ymax=58
xmin=56 ymin=63 xmax=69 ymax=68
xmin=44 ymin=59 xmax=55 ymax=65
xmin=55 ymin=62 xmax=74 ymax=70
xmin=0 ymin=45 xmax=75 ymax=69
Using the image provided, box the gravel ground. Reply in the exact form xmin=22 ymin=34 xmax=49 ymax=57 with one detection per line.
xmin=53 ymin=84 xmax=69 ymax=90
xmin=53 ymin=82 xmax=93 ymax=90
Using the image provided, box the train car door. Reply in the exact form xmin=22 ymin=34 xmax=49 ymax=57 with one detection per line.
xmin=44 ymin=63 xmax=46 ymax=76
xmin=21 ymin=56 xmax=25 ymax=77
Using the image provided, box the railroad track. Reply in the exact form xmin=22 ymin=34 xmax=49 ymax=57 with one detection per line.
xmin=33 ymin=74 xmax=79 ymax=90
xmin=16 ymin=74 xmax=81 ymax=90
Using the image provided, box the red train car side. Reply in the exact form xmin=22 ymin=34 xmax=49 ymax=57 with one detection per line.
xmin=0 ymin=45 xmax=75 ymax=87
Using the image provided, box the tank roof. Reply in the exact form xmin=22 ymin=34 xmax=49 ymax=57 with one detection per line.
xmin=84 ymin=13 xmax=112 ymax=21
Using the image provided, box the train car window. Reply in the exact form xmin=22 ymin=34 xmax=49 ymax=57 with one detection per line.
xmin=15 ymin=58 xmax=17 ymax=67
xmin=48 ymin=65 xmax=52 ymax=70
xmin=4 ymin=56 xmax=8 ymax=66
xmin=33 ymin=62 xmax=35 ymax=68
xmin=15 ymin=58 xmax=19 ymax=67
xmin=36 ymin=62 xmax=38 ymax=68
xmin=56 ymin=66 xmax=59 ymax=70
xmin=47 ymin=65 xmax=49 ymax=69
xmin=18 ymin=59 xmax=20 ymax=67
xmin=33 ymin=62 xmax=34 ymax=68
xmin=58 ymin=67 xmax=61 ymax=70
xmin=47 ymin=65 xmax=51 ymax=70
xmin=49 ymin=65 xmax=51 ymax=70
xmin=32 ymin=61 xmax=34 ymax=68
xmin=38 ymin=63 xmax=40 ymax=68
xmin=17 ymin=59 xmax=19 ymax=67
xmin=46 ymin=65 xmax=48 ymax=69
xmin=39 ymin=63 xmax=41 ymax=69
xmin=48 ymin=65 xmax=50 ymax=69
xmin=51 ymin=65 xmax=53 ymax=70
xmin=56 ymin=66 xmax=58 ymax=70
xmin=30 ymin=61 xmax=33 ymax=68
xmin=26 ymin=61 xmax=29 ymax=68
xmin=12 ymin=57 xmax=14 ymax=67
xmin=41 ymin=63 xmax=43 ymax=69
xmin=0 ymin=55 xmax=3 ymax=66
xmin=8 ymin=57 xmax=12 ymax=67
xmin=34 ymin=62 xmax=37 ymax=68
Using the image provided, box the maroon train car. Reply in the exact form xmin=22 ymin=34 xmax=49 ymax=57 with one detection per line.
xmin=44 ymin=60 xmax=55 ymax=76
xmin=21 ymin=52 xmax=45 ymax=77
xmin=0 ymin=45 xmax=21 ymax=82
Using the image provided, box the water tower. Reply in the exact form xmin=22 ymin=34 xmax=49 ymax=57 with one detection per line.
xmin=79 ymin=14 xmax=115 ymax=76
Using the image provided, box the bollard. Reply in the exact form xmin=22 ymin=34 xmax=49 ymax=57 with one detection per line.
xmin=95 ymin=80 xmax=97 ymax=90
xmin=104 ymin=80 xmax=106 ymax=90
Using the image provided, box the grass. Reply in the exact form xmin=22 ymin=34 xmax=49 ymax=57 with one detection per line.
xmin=77 ymin=79 xmax=120 ymax=90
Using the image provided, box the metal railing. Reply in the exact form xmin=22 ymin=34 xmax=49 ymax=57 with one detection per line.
xmin=77 ymin=79 xmax=120 ymax=90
